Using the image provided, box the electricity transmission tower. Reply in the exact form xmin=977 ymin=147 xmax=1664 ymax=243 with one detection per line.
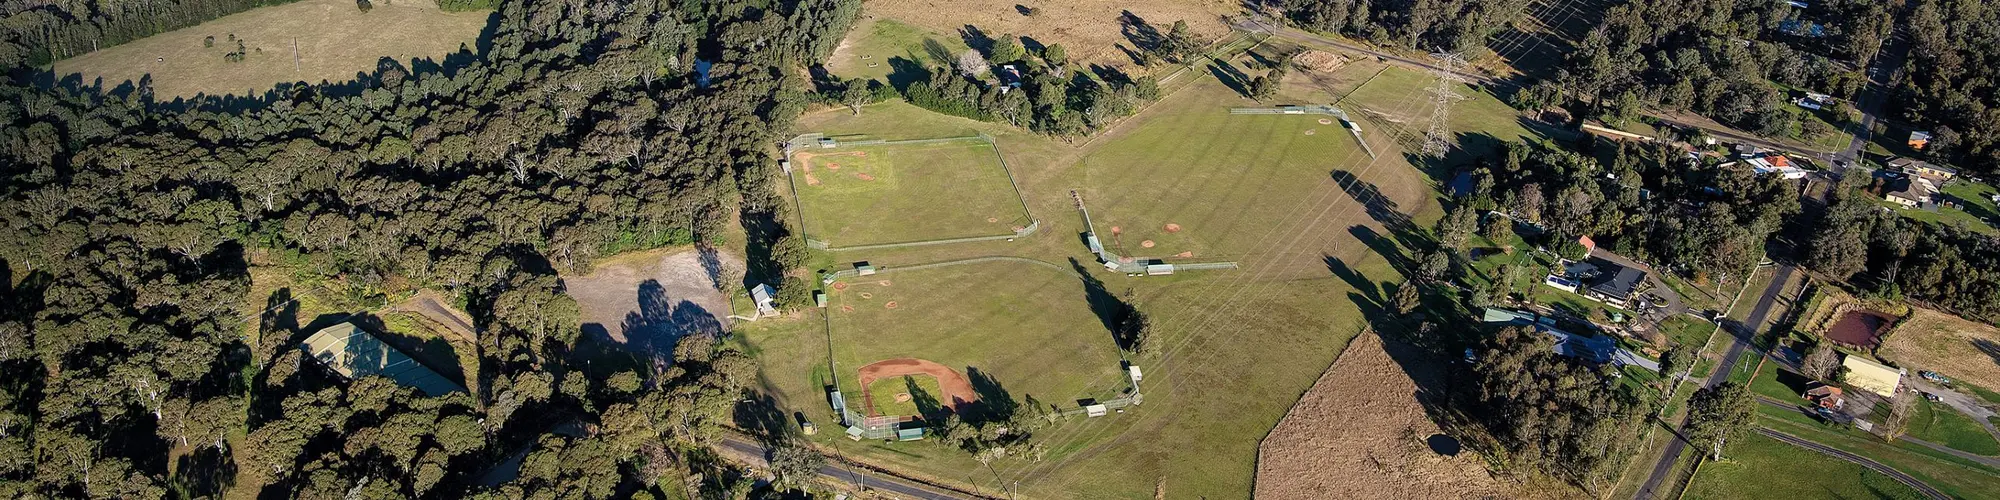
xmin=1423 ymin=52 xmax=1468 ymax=159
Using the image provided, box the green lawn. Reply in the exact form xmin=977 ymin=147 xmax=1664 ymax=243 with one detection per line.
xmin=1750 ymin=357 xmax=1814 ymax=402
xmin=823 ymin=18 xmax=971 ymax=86
xmin=1661 ymin=315 xmax=1717 ymax=349
xmin=1685 ymin=432 xmax=1927 ymax=500
xmin=790 ymin=137 xmax=1030 ymax=247
xmin=1908 ymin=399 xmax=2000 ymax=456
xmin=1756 ymin=404 xmax=2000 ymax=499
xmin=826 ymin=260 xmax=1126 ymax=412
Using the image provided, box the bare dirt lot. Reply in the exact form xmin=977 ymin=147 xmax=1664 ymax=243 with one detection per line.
xmin=51 ymin=0 xmax=489 ymax=99
xmin=565 ymin=247 xmax=741 ymax=365
xmin=1255 ymin=331 xmax=1513 ymax=499
xmin=1880 ymin=307 xmax=2000 ymax=392
xmin=858 ymin=0 xmax=1236 ymax=72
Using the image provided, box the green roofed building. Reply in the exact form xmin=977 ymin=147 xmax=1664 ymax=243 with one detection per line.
xmin=299 ymin=322 xmax=464 ymax=396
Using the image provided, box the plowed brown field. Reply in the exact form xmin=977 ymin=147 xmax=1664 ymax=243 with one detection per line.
xmin=1255 ymin=331 xmax=1512 ymax=499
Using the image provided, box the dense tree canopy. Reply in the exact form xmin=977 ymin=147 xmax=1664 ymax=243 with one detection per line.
xmin=0 ymin=0 xmax=859 ymax=497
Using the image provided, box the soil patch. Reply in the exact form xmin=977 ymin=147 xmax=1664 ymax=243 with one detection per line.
xmin=857 ymin=358 xmax=979 ymax=416
xmin=1255 ymin=331 xmax=1513 ymax=498
xmin=564 ymin=248 xmax=739 ymax=350
xmin=1881 ymin=307 xmax=2000 ymax=393
xmin=1827 ymin=310 xmax=1894 ymax=347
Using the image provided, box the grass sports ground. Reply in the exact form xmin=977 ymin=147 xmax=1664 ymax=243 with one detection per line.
xmin=825 ymin=260 xmax=1127 ymax=418
xmin=735 ymin=14 xmax=1546 ymax=497
xmin=51 ymin=0 xmax=489 ymax=99
xmin=788 ymin=136 xmax=1032 ymax=248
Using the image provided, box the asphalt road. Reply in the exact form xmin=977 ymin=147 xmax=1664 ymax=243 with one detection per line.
xmin=1837 ymin=31 xmax=1911 ymax=168
xmin=715 ymin=435 xmax=983 ymax=500
xmin=1756 ymin=427 xmax=1950 ymax=500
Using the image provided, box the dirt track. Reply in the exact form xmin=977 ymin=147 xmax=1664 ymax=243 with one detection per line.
xmin=1255 ymin=331 xmax=1515 ymax=499
xmin=857 ymin=358 xmax=979 ymax=416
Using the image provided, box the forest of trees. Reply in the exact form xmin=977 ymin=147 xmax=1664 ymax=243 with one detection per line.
xmin=1459 ymin=140 xmax=1798 ymax=290
xmin=1806 ymin=174 xmax=2000 ymax=322
xmin=1462 ymin=325 xmax=1646 ymax=492
xmin=1278 ymin=0 xmax=1535 ymax=53
xmin=1896 ymin=0 xmax=2000 ymax=175
xmin=0 ymin=0 xmax=860 ymax=497
xmin=1541 ymin=0 xmax=1890 ymax=138
xmin=879 ymin=25 xmax=1172 ymax=138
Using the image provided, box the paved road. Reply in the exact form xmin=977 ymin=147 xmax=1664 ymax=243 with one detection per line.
xmin=1633 ymin=262 xmax=1794 ymax=499
xmin=715 ymin=435 xmax=984 ymax=500
xmin=1757 ymin=427 xmax=1950 ymax=500
xmin=1836 ymin=30 xmax=1911 ymax=168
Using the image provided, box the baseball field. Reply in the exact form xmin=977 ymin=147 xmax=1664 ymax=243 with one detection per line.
xmin=789 ymin=137 xmax=1032 ymax=248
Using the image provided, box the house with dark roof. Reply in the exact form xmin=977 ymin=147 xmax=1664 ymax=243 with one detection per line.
xmin=1480 ymin=308 xmax=1659 ymax=371
xmin=1564 ymin=257 xmax=1646 ymax=307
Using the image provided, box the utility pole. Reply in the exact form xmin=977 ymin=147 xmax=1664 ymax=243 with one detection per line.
xmin=1423 ymin=52 xmax=1468 ymax=159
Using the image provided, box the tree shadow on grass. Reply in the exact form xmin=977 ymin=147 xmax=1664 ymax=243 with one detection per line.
xmin=964 ymin=367 xmax=1019 ymax=425
xmin=1069 ymin=258 xmax=1140 ymax=351
xmin=907 ymin=375 xmax=946 ymax=422
xmin=1208 ymin=62 xmax=1252 ymax=98
xmin=733 ymin=390 xmax=792 ymax=445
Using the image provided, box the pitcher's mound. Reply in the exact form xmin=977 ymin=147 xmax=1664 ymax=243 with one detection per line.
xmin=1164 ymin=223 xmax=1183 ymax=232
xmin=1141 ymin=240 xmax=1156 ymax=248
xmin=894 ymin=393 xmax=913 ymax=403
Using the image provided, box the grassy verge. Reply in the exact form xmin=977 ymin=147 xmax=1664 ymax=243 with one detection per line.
xmin=1756 ymin=404 xmax=2000 ymax=499
xmin=1685 ymin=432 xmax=1927 ymax=500
xmin=1908 ymin=399 xmax=2000 ymax=456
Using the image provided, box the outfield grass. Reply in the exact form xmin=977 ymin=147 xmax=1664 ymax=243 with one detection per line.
xmin=1684 ymin=432 xmax=1927 ymax=500
xmin=1908 ymin=399 xmax=2000 ymax=456
xmin=51 ymin=0 xmax=489 ymax=99
xmin=826 ymin=260 xmax=1126 ymax=411
xmin=790 ymin=138 xmax=1030 ymax=247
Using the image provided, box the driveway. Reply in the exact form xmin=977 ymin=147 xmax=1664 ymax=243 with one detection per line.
xmin=1905 ymin=376 xmax=2000 ymax=445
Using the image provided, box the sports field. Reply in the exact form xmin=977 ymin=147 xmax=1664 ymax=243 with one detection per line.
xmin=790 ymin=138 xmax=1032 ymax=248
xmin=51 ymin=0 xmax=489 ymax=99
xmin=824 ymin=18 xmax=972 ymax=85
xmin=825 ymin=260 xmax=1126 ymax=416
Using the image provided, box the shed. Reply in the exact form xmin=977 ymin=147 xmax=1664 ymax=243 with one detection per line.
xmin=814 ymin=290 xmax=828 ymax=308
xmin=1085 ymin=404 xmax=1109 ymax=417
xmin=896 ymin=427 xmax=925 ymax=441
xmin=1128 ymin=365 xmax=1143 ymax=383
xmin=854 ymin=261 xmax=877 ymax=276
xmin=846 ymin=426 xmax=865 ymax=441
xmin=818 ymin=137 xmax=837 ymax=148
xmin=1910 ymin=131 xmax=1932 ymax=150
xmin=1841 ymin=355 xmax=1903 ymax=397
xmin=299 ymin=322 xmax=464 ymax=396
xmin=1145 ymin=264 xmax=1175 ymax=276
xmin=751 ymin=284 xmax=778 ymax=316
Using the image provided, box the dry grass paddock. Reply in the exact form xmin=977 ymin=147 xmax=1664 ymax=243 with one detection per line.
xmin=856 ymin=0 xmax=1236 ymax=72
xmin=1256 ymin=331 xmax=1528 ymax=499
xmin=563 ymin=247 xmax=741 ymax=370
xmin=51 ymin=0 xmax=489 ymax=99
xmin=1880 ymin=307 xmax=2000 ymax=392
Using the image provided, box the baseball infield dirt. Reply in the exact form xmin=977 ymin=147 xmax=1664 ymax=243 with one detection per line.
xmin=1255 ymin=331 xmax=1515 ymax=499
xmin=857 ymin=358 xmax=979 ymax=415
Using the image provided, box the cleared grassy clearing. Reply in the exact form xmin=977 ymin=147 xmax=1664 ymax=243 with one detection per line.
xmin=1684 ymin=432 xmax=1927 ymax=500
xmin=1908 ymin=399 xmax=2000 ymax=456
xmin=825 ymin=18 xmax=972 ymax=86
xmin=790 ymin=138 xmax=1030 ymax=247
xmin=51 ymin=0 xmax=489 ymax=99
xmin=1880 ymin=307 xmax=2000 ymax=397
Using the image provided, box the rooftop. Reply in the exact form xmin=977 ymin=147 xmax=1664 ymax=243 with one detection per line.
xmin=299 ymin=322 xmax=463 ymax=396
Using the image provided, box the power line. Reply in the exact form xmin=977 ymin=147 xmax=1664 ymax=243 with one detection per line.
xmin=1423 ymin=52 xmax=1468 ymax=159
